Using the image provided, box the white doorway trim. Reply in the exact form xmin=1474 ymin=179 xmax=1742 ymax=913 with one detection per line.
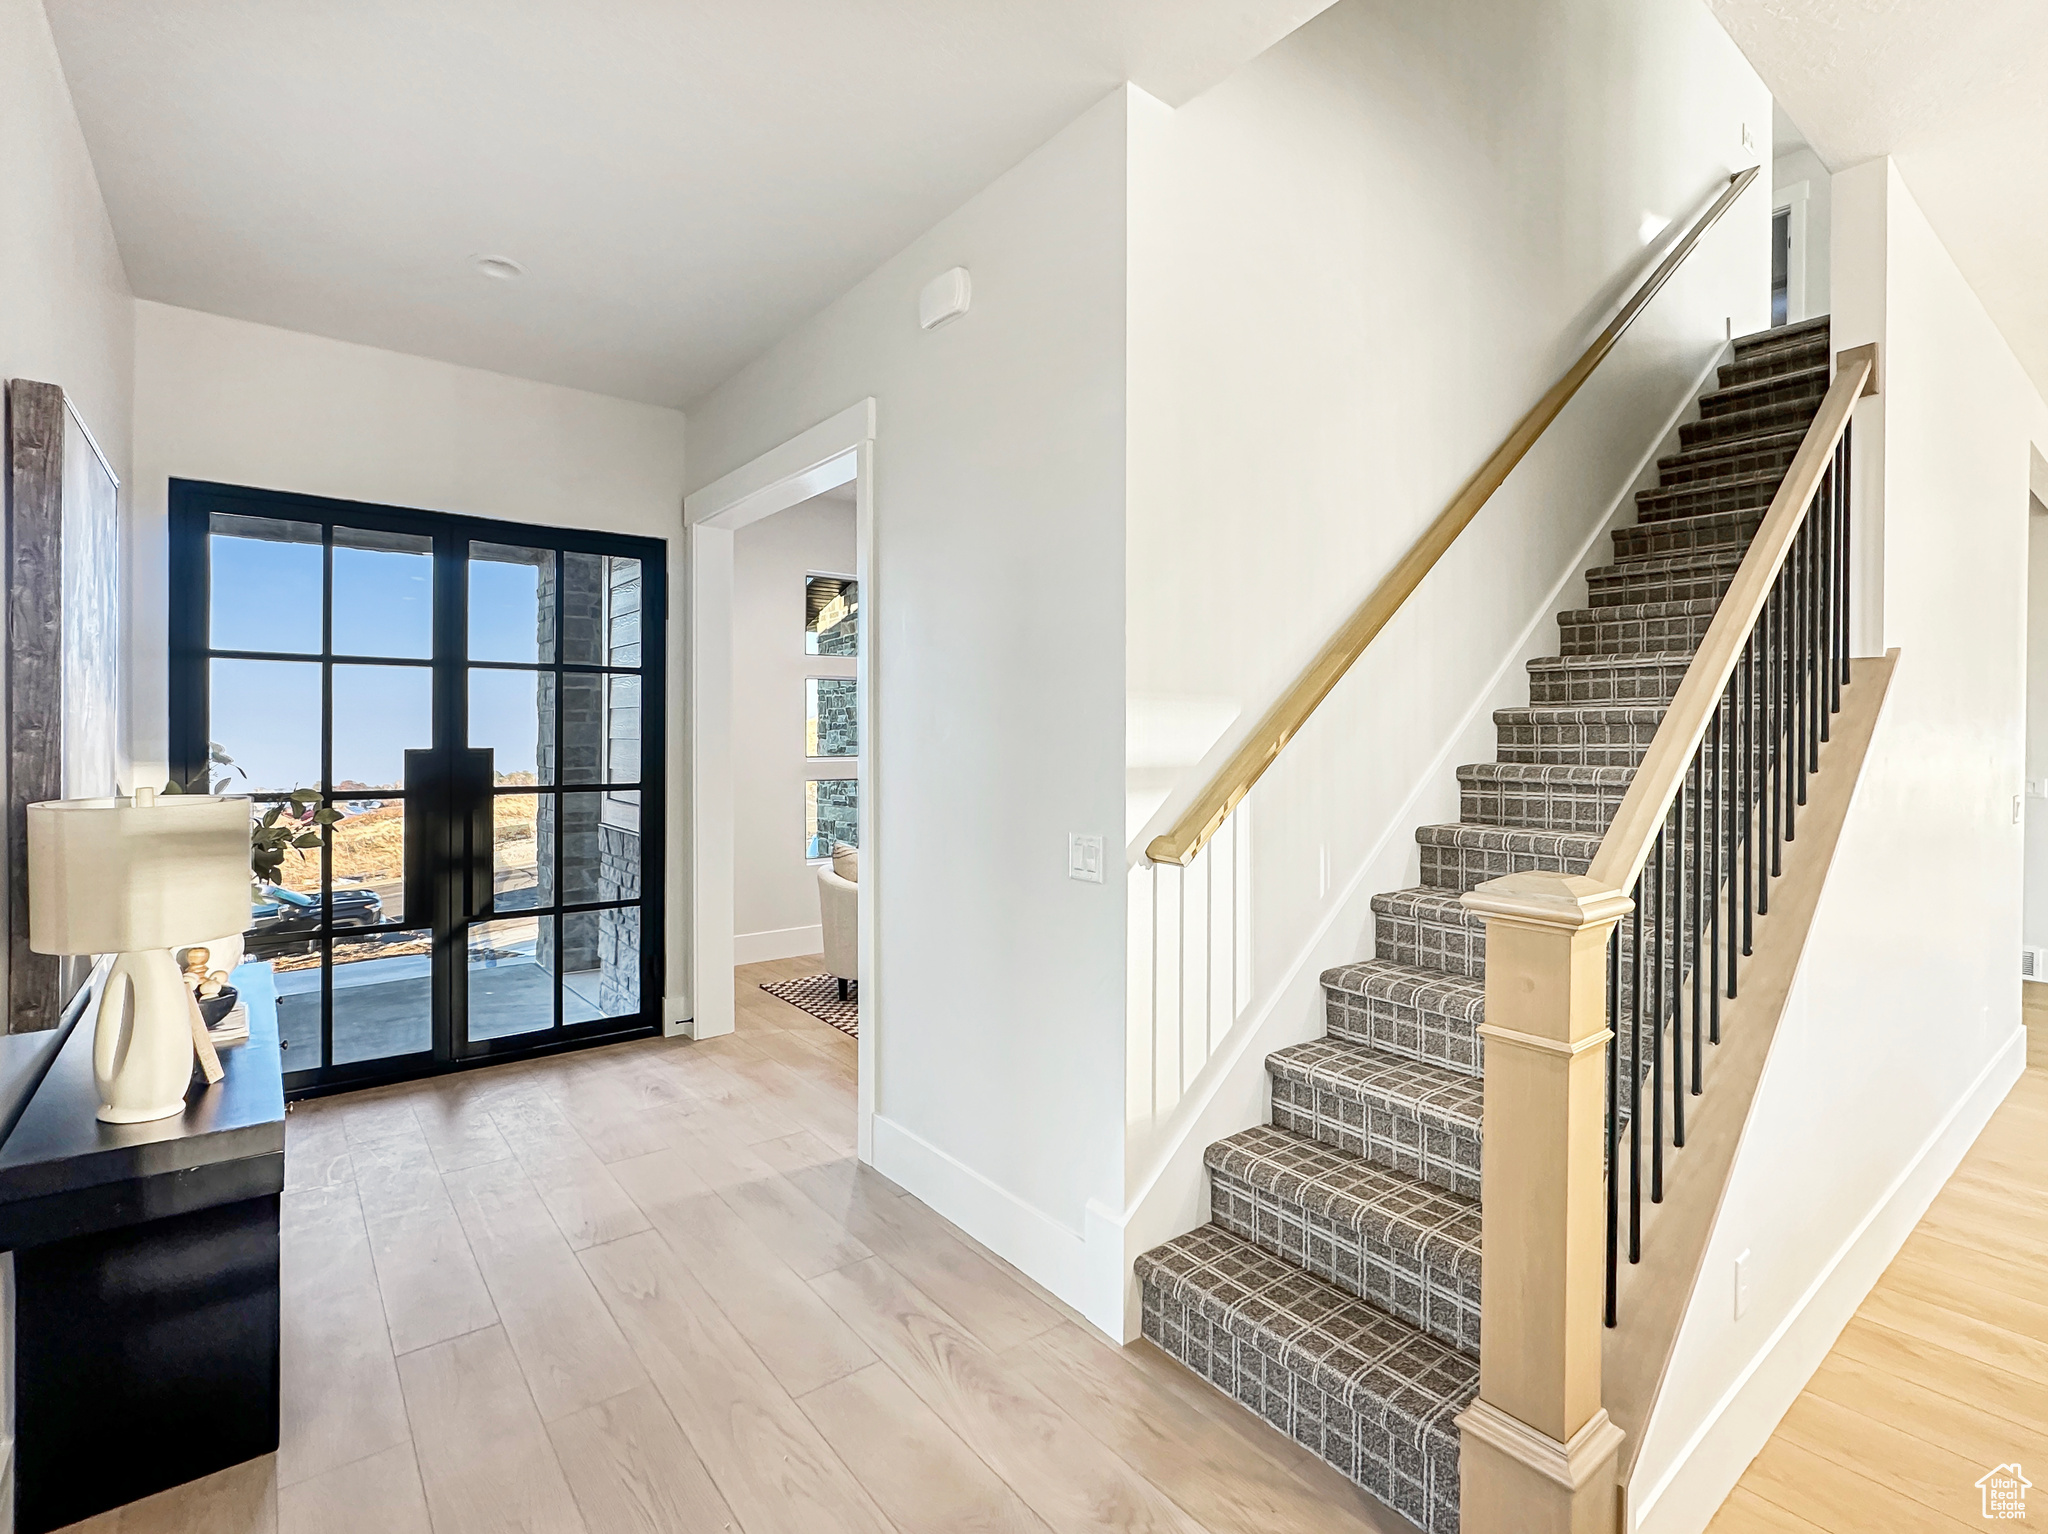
xmin=684 ymin=399 xmax=878 ymax=1160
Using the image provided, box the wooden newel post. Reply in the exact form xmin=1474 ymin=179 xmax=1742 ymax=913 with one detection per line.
xmin=1458 ymin=870 xmax=1631 ymax=1534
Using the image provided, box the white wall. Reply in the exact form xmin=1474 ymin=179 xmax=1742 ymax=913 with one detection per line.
xmin=732 ymin=488 xmax=856 ymax=961
xmin=1632 ymin=157 xmax=2048 ymax=1534
xmin=683 ymin=89 xmax=1131 ymax=1325
xmin=2026 ymin=504 xmax=2048 ymax=954
xmin=1772 ymin=147 xmax=1832 ymax=324
xmin=0 ymin=0 xmax=132 ymax=486
xmin=0 ymin=0 xmax=134 ymax=1516
xmin=127 ymin=302 xmax=691 ymax=1017
xmin=1116 ymin=0 xmax=1772 ymax=1323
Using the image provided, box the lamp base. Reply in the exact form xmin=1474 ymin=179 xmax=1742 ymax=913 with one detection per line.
xmin=94 ymin=949 xmax=196 ymax=1125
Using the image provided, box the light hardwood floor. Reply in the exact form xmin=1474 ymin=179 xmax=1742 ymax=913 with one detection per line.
xmin=59 ymin=955 xmax=1404 ymax=1534
xmin=1706 ymin=1010 xmax=2048 ymax=1534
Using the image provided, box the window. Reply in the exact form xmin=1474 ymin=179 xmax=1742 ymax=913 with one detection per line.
xmin=806 ymin=677 xmax=857 ymax=757
xmin=805 ymin=777 xmax=858 ymax=860
xmin=805 ymin=574 xmax=857 ymax=656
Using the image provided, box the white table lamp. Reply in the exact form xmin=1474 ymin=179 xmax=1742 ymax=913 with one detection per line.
xmin=28 ymin=788 xmax=252 ymax=1123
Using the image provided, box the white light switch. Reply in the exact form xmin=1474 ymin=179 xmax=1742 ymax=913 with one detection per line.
xmin=1068 ymin=832 xmax=1104 ymax=884
xmin=1733 ymin=1249 xmax=1751 ymax=1319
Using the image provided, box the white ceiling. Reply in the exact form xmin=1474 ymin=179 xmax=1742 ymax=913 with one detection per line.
xmin=1712 ymin=0 xmax=2048 ymax=398
xmin=43 ymin=0 xmax=1335 ymax=409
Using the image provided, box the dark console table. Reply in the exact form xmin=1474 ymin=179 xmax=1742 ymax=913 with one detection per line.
xmin=0 ymin=967 xmax=284 ymax=1533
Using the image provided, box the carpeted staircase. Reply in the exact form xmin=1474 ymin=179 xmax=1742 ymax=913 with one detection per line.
xmin=1134 ymin=315 xmax=1835 ymax=1534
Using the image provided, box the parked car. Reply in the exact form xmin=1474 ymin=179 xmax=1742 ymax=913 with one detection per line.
xmin=245 ymin=882 xmax=384 ymax=959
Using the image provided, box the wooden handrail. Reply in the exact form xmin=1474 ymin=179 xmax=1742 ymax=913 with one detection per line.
xmin=1584 ymin=353 xmax=1873 ymax=894
xmin=1146 ymin=165 xmax=1762 ymax=867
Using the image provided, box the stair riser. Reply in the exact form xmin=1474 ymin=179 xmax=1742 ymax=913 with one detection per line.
xmin=1417 ymin=836 xmax=1592 ymax=894
xmin=1558 ymin=610 xmax=1715 ymax=657
xmin=1586 ymin=565 xmax=1738 ymax=609
xmin=1371 ymin=903 xmax=1670 ymax=986
xmin=1494 ymin=711 xmax=1664 ymax=767
xmin=1657 ymin=437 xmax=1802 ymax=489
xmin=1139 ymin=1284 xmax=1463 ymax=1534
xmin=1718 ymin=343 xmax=1828 ymax=390
xmin=1460 ymin=779 xmax=1627 ymax=836
xmin=1527 ymin=657 xmax=1691 ymax=706
xmin=1324 ymin=987 xmax=1482 ymax=1077
xmin=1699 ymin=373 xmax=1827 ymax=421
xmin=1680 ymin=399 xmax=1821 ymax=450
xmin=1636 ymin=478 xmax=1777 ymax=523
xmin=1209 ymin=1171 xmax=1482 ymax=1357
xmin=1269 ymin=1071 xmax=1483 ymax=1200
xmin=1611 ymin=510 xmax=1764 ymax=561
xmin=1372 ymin=901 xmax=1487 ymax=981
xmin=1731 ymin=320 xmax=1831 ymax=361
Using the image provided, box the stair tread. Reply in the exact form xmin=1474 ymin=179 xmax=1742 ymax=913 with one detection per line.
xmin=1591 ymin=543 xmax=1748 ymax=579
xmin=1636 ymin=469 xmax=1785 ymax=512
xmin=1527 ymin=649 xmax=1698 ymax=672
xmin=1136 ymin=1225 xmax=1478 ymax=1435
xmin=1558 ymin=596 xmax=1722 ymax=624
xmin=1371 ymin=885 xmax=1481 ymax=921
xmin=1732 ymin=315 xmax=1831 ymax=354
xmin=1415 ymin=821 xmax=1604 ymax=853
xmin=1659 ymin=426 xmax=1806 ymax=476
xmin=1494 ymin=704 xmax=1668 ymax=725
xmin=1698 ymin=363 xmax=1828 ymax=415
xmin=1321 ymin=958 xmax=1484 ymax=1017
xmin=1456 ymin=760 xmax=1635 ymax=785
xmin=1268 ymin=1038 xmax=1484 ymax=1137
xmin=1209 ymin=1126 xmax=1481 ymax=1269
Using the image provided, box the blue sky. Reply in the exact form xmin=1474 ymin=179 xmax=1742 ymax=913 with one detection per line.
xmin=207 ymin=533 xmax=552 ymax=793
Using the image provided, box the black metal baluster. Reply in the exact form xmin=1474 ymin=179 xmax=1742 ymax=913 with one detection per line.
xmin=1838 ymin=427 xmax=1853 ymax=690
xmin=1691 ymin=749 xmax=1704 ymax=1091
xmin=1794 ymin=527 xmax=1809 ymax=806
xmin=1711 ymin=700 xmax=1725 ymax=1034
xmin=1606 ymin=927 xmax=1621 ymax=1326
xmin=1826 ymin=460 xmax=1843 ymax=737
xmin=1783 ymin=563 xmax=1799 ymax=840
xmin=1727 ymin=678 xmax=1741 ymax=993
xmin=1742 ymin=631 xmax=1757 ymax=944
xmin=1629 ymin=875 xmax=1644 ymax=1262
xmin=1770 ymin=579 xmax=1785 ymax=877
xmin=1651 ymin=825 xmax=1665 ymax=1200
xmin=1671 ymin=776 xmax=1687 ymax=1147
xmin=1811 ymin=486 xmax=1827 ymax=750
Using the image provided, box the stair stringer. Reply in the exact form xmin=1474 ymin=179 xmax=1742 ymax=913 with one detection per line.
xmin=1605 ymin=652 xmax=1898 ymax=1533
xmin=1109 ymin=342 xmax=1734 ymax=1341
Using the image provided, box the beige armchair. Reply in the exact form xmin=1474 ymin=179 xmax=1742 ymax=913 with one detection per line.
xmin=817 ymin=843 xmax=858 ymax=999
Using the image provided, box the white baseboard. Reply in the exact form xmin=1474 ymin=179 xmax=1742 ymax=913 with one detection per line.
xmin=869 ymin=1114 xmax=1123 ymax=1340
xmin=1631 ymin=1025 xmax=2027 ymax=1534
xmin=733 ymin=924 xmax=824 ymax=965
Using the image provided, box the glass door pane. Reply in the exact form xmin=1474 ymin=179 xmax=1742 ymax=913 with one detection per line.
xmin=175 ymin=487 xmax=663 ymax=1092
xmin=456 ymin=537 xmax=650 ymax=1053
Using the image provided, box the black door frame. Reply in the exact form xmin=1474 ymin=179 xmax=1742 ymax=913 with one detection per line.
xmin=168 ymin=479 xmax=667 ymax=1098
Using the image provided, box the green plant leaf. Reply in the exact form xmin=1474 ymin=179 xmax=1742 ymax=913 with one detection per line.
xmin=291 ymin=833 xmax=321 ymax=849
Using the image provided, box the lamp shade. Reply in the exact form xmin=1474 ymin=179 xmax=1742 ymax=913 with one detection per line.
xmin=28 ymin=792 xmax=252 ymax=955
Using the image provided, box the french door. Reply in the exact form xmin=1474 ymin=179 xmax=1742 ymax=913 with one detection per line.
xmin=168 ymin=481 xmax=665 ymax=1095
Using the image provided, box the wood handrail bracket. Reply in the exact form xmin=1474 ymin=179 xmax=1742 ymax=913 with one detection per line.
xmin=1584 ymin=354 xmax=1872 ymax=894
xmin=1145 ymin=164 xmax=1761 ymax=867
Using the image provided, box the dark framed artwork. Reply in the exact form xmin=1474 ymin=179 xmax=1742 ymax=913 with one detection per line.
xmin=5 ymin=379 xmax=122 ymax=1033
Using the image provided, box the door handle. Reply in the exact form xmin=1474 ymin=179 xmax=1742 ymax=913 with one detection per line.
xmin=460 ymin=748 xmax=495 ymax=923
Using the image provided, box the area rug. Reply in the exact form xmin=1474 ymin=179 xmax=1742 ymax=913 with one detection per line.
xmin=760 ymin=973 xmax=858 ymax=1037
